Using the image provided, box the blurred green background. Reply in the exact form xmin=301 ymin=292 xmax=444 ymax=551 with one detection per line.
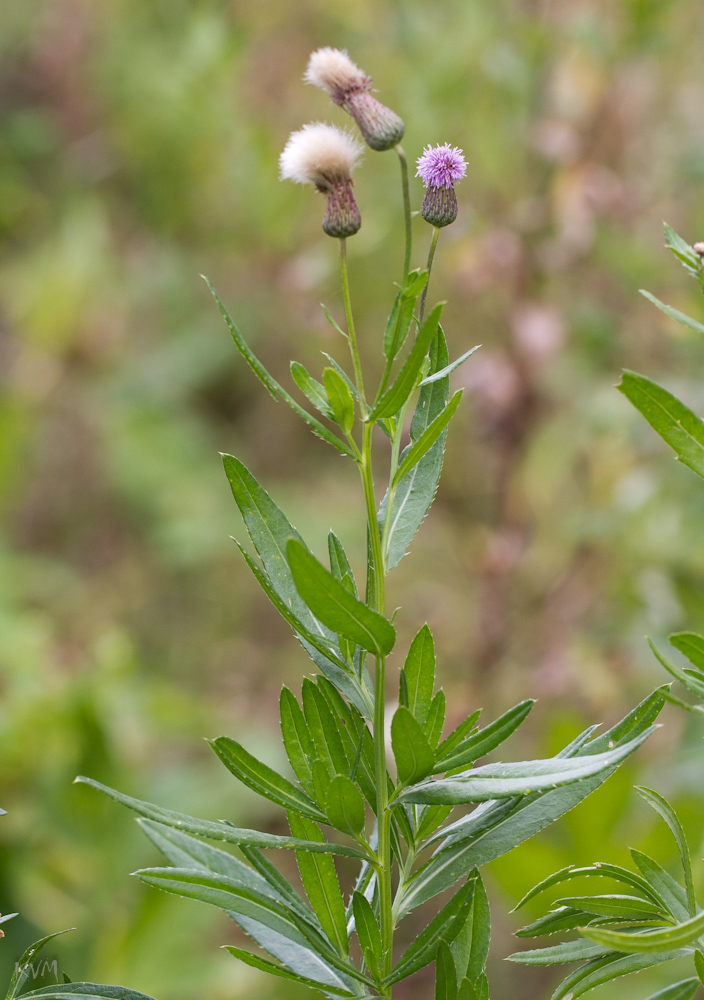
xmin=3 ymin=1 xmax=704 ymax=998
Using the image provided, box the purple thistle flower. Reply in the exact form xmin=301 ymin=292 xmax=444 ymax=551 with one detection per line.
xmin=416 ymin=144 xmax=467 ymax=190
xmin=416 ymin=143 xmax=467 ymax=227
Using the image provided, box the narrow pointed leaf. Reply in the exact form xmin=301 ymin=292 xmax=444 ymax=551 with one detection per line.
xmin=288 ymin=812 xmax=350 ymax=959
xmin=554 ymin=894 xmax=664 ymax=919
xmin=352 ymin=892 xmax=381 ymax=980
xmin=403 ymin=625 xmax=436 ymax=727
xmin=371 ymin=303 xmax=444 ymax=419
xmin=326 ymin=775 xmax=366 ymax=838
xmin=74 ymin=777 xmax=365 ymax=858
xmin=508 ymin=939 xmax=611 ymax=966
xmin=392 ymin=391 xmax=463 ymax=488
xmin=436 ymin=941 xmax=457 ymax=1000
xmin=618 ymin=370 xmax=704 ymax=480
xmin=550 ymin=952 xmax=688 ymax=1000
xmin=451 ymin=870 xmax=490 ymax=982
xmin=581 ymin=909 xmax=704 ymax=952
xmin=419 ymin=346 xmax=481 ymax=386
xmin=224 ymin=946 xmax=355 ymax=996
xmin=280 ymin=687 xmax=316 ymax=794
xmin=288 ymin=539 xmax=395 ymax=656
xmin=303 ymin=679 xmax=349 ymax=781
xmin=207 ymin=279 xmax=353 ymax=455
xmin=379 ymin=329 xmax=451 ymax=569
xmin=695 ymin=949 xmax=704 ymax=986
xmin=210 ymin=736 xmax=325 ymax=820
xmin=630 ymin=849 xmax=691 ymax=922
xmin=636 ymin=786 xmax=696 ymax=916
xmin=436 ymin=711 xmax=482 ymax=762
xmin=291 ymin=362 xmax=333 ymax=418
xmin=664 ymin=224 xmax=700 ymax=273
xmin=643 ymin=979 xmax=700 ymax=1000
xmin=649 ymin=639 xmax=704 ymax=700
xmin=18 ymin=988 xmax=157 ymax=1000
xmin=8 ymin=931 xmax=74 ymax=1000
xmin=640 ymin=291 xmax=704 ymax=336
xmin=435 ymin=700 xmax=534 ymax=772
xmin=425 ymin=690 xmax=446 ymax=749
xmin=513 ymin=863 xmax=660 ymax=911
xmin=323 ymin=368 xmax=355 ymax=434
xmin=392 ymin=706 xmax=435 ymax=786
xmin=328 ymin=532 xmax=357 ymax=595
xmin=400 ymin=728 xmax=655 ymax=804
xmin=669 ymin=632 xmax=704 ymax=671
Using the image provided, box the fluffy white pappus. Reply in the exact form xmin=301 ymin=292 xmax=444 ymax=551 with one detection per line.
xmin=304 ymin=47 xmax=368 ymax=96
xmin=279 ymin=123 xmax=364 ymax=187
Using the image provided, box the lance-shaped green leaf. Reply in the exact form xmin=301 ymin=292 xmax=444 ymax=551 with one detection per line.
xmin=664 ymin=223 xmax=701 ymax=276
xmin=328 ymin=532 xmax=357 ymax=595
xmin=18 ymin=987 xmax=158 ymax=1000
xmin=236 ymin=542 xmax=350 ymax=676
xmin=513 ymin=863 xmax=661 ymax=911
xmin=436 ymin=941 xmax=457 ymax=1000
xmin=383 ymin=270 xmax=428 ymax=363
xmin=135 ymin=867 xmax=366 ymax=985
xmin=137 ymin=818 xmax=317 ymax=930
xmin=695 ymin=949 xmax=704 ymax=986
xmin=280 ymin=687 xmax=316 ymax=794
xmin=550 ymin=952 xmax=688 ymax=1000
xmin=644 ymin=980 xmax=700 ymax=1000
xmin=392 ymin=706 xmax=436 ymax=786
xmin=291 ymin=362 xmax=334 ymax=418
xmin=224 ymin=946 xmax=356 ymax=997
xmin=425 ymin=690 xmax=446 ymax=749
xmin=515 ymin=907 xmax=605 ymax=939
xmin=288 ymin=812 xmax=350 ymax=960
xmin=630 ymin=849 xmax=690 ymax=923
xmin=210 ymin=736 xmax=325 ymax=821
xmin=649 ymin=639 xmax=704 ymax=700
xmin=352 ymin=892 xmax=382 ymax=980
xmin=640 ymin=291 xmax=704 ymax=336
xmin=554 ymin=894 xmax=664 ymax=920
xmin=402 ymin=625 xmax=436 ymax=727
xmin=288 ymin=539 xmax=395 ymax=656
xmin=302 ymin=679 xmax=349 ymax=781
xmin=400 ymin=728 xmax=655 ymax=804
xmin=581 ymin=909 xmax=704 ymax=953
xmin=8 ymin=930 xmax=75 ymax=1000
xmin=316 ymin=678 xmax=377 ymax=811
xmin=451 ymin=870 xmax=490 ymax=982
xmin=435 ymin=700 xmax=534 ymax=772
xmin=371 ymin=303 xmax=444 ymax=420
xmin=379 ymin=329 xmax=451 ymax=570
xmin=636 ymin=786 xmax=696 ymax=916
xmin=436 ymin=711 xmax=482 ymax=763
xmin=323 ymin=368 xmax=355 ymax=434
xmin=206 ymin=279 xmax=353 ymax=456
xmin=670 ymin=632 xmax=704 ymax=672
xmin=223 ymin=455 xmax=344 ymax=658
xmin=321 ymin=353 xmax=357 ymax=399
xmin=326 ymin=775 xmax=366 ymax=838
xmin=618 ymin=370 xmax=704 ymax=481
xmin=73 ymin=777 xmax=366 ymax=858
xmin=419 ymin=345 xmax=481 ymax=386
xmin=508 ymin=939 xmax=611 ymax=966
xmin=392 ymin=391 xmax=463 ymax=488
xmin=396 ymin=689 xmax=665 ymax=913
xmin=384 ymin=880 xmax=475 ymax=986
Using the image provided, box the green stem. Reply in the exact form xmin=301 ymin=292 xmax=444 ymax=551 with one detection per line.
xmin=340 ymin=239 xmax=367 ymax=414
xmin=395 ymin=145 xmax=412 ymax=283
xmin=418 ymin=226 xmax=440 ymax=327
xmin=359 ymin=421 xmax=393 ymax=983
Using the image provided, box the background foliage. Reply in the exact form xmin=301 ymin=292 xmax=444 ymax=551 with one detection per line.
xmin=3 ymin=1 xmax=704 ymax=998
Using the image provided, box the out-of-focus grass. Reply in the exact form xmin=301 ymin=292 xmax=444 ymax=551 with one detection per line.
xmin=2 ymin=2 xmax=704 ymax=999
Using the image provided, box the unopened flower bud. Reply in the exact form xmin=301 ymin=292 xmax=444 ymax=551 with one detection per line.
xmin=305 ymin=47 xmax=405 ymax=152
xmin=279 ymin=122 xmax=363 ymax=238
xmin=416 ymin=143 xmax=467 ymax=228
xmin=693 ymin=242 xmax=704 ymax=257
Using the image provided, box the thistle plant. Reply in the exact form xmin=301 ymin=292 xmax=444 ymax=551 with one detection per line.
xmin=73 ymin=51 xmax=666 ymax=1000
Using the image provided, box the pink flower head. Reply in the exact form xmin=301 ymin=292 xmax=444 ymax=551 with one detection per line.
xmin=416 ymin=144 xmax=467 ymax=189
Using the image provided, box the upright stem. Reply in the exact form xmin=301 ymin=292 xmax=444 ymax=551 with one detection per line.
xmin=418 ymin=225 xmax=440 ymax=327
xmin=340 ymin=239 xmax=367 ymax=413
xmin=395 ymin=145 xmax=412 ymax=284
xmin=360 ymin=420 xmax=393 ymax=984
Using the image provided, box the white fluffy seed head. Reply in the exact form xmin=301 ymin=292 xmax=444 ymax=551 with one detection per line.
xmin=279 ymin=123 xmax=364 ymax=188
xmin=304 ymin=47 xmax=369 ymax=96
